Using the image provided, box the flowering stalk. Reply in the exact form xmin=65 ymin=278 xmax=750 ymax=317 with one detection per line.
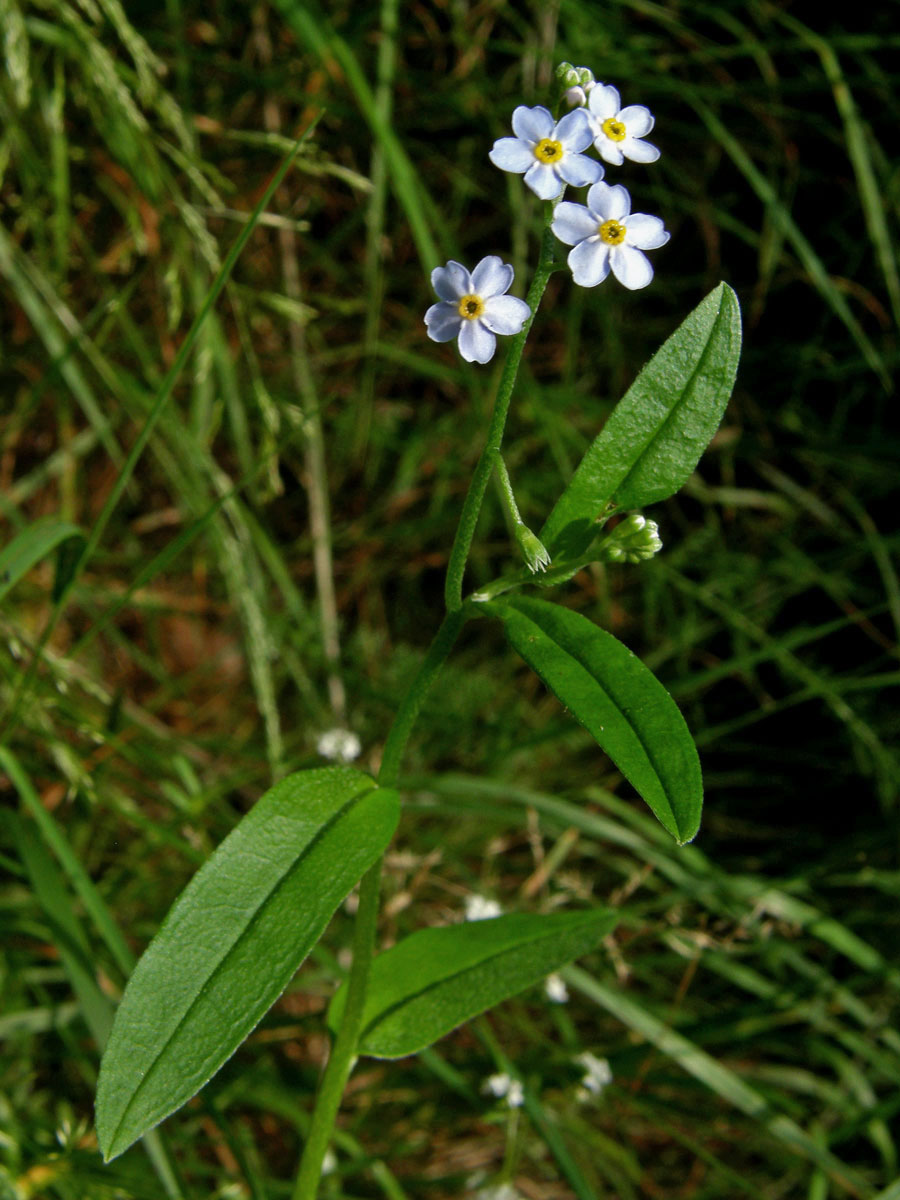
xmin=291 ymin=607 xmax=469 ymax=1199
xmin=444 ymin=218 xmax=559 ymax=611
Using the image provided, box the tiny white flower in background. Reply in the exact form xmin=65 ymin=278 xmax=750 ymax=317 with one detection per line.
xmin=551 ymin=182 xmax=669 ymax=290
xmin=425 ymin=257 xmax=531 ymax=364
xmin=321 ymin=1149 xmax=338 ymax=1176
xmin=489 ymin=105 xmax=603 ymax=201
xmin=587 ymin=83 xmax=660 ymax=166
xmin=576 ymin=1051 xmax=613 ymax=1096
xmin=483 ymin=1073 xmax=524 ymax=1108
xmin=475 ymin=1186 xmax=523 ymax=1200
xmin=544 ymin=972 xmax=569 ymax=1003
xmin=465 ymin=893 xmax=503 ymax=921
xmin=316 ymin=727 xmax=362 ymax=763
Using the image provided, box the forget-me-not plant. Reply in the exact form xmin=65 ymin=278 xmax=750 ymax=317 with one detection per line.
xmin=95 ymin=61 xmax=741 ymax=1200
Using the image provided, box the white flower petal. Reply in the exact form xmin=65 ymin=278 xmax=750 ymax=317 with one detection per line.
xmin=596 ymin=139 xmax=625 ymax=167
xmin=458 ymin=318 xmax=497 ymax=363
xmin=424 ymin=302 xmax=463 ymax=342
xmin=568 ymin=238 xmax=610 ymax=287
xmin=621 ymin=137 xmax=660 ymax=164
xmin=585 ymin=181 xmax=630 ymax=221
xmin=626 ymin=213 xmax=670 ymax=250
xmin=481 ymin=294 xmax=530 ymax=335
xmin=610 ymin=244 xmax=654 ymax=289
xmin=557 ymin=152 xmax=604 ymax=188
xmin=606 ymin=183 xmax=631 ymax=220
xmin=489 ymin=137 xmax=534 ymax=173
xmin=431 ymin=260 xmax=470 ymax=300
xmin=588 ymin=83 xmax=620 ymax=120
xmin=524 ymin=161 xmax=564 ymax=200
xmin=551 ymin=201 xmax=599 ymax=245
xmin=555 ymin=108 xmax=594 ymax=151
xmin=619 ymin=105 xmax=655 ymax=137
xmin=472 ymin=255 xmax=514 ymax=298
xmin=511 ymin=104 xmax=554 ymax=143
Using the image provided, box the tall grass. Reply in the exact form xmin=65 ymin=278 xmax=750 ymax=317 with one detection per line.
xmin=1 ymin=1 xmax=898 ymax=1196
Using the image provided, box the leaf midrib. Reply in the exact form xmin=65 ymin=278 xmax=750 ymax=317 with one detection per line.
xmin=360 ymin=913 xmax=607 ymax=1048
xmin=543 ymin=285 xmax=730 ymax=542
xmin=613 ymin=286 xmax=732 ymax=504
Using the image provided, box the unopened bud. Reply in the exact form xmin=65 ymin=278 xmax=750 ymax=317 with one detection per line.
xmin=617 ymin=514 xmax=648 ymax=537
xmin=515 ymin=523 xmax=551 ymax=574
xmin=564 ymin=85 xmax=587 ymax=108
xmin=601 ymin=515 xmax=662 ymax=564
xmin=556 ymin=62 xmax=595 ymax=95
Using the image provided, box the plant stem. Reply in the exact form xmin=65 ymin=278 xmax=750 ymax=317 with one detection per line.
xmin=290 ymin=606 xmax=468 ymax=1197
xmin=443 ymin=218 xmax=558 ymax=612
xmin=291 ymin=202 xmax=557 ymax=1198
xmin=378 ymin=606 xmax=469 ymax=788
xmin=290 ymin=858 xmax=382 ymax=1200
xmin=495 ymin=455 xmax=523 ymax=527
xmin=293 ymin=219 xmax=557 ymax=1190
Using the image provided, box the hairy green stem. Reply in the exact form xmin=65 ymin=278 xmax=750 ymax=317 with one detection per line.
xmin=443 ymin=219 xmax=557 ymax=612
xmin=290 ymin=859 xmax=382 ymax=1200
xmin=291 ymin=204 xmax=556 ymax=1197
xmin=495 ymin=455 xmax=523 ymax=527
xmin=290 ymin=607 xmax=468 ymax=1196
xmin=378 ymin=606 xmax=470 ymax=788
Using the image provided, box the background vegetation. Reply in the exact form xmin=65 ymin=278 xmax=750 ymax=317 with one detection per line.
xmin=1 ymin=1 xmax=898 ymax=1196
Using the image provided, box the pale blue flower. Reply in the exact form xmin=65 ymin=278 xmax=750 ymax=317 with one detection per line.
xmin=551 ymin=182 xmax=669 ymax=290
xmin=425 ymin=256 xmax=531 ymax=364
xmin=489 ymin=105 xmax=602 ymax=200
xmin=587 ymin=84 xmax=660 ymax=166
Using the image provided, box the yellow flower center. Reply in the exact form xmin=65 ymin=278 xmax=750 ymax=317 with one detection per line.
xmin=598 ymin=219 xmax=627 ymax=245
xmin=601 ymin=117 xmax=627 ymax=142
xmin=533 ymin=138 xmax=564 ymax=164
xmin=458 ymin=294 xmax=485 ymax=320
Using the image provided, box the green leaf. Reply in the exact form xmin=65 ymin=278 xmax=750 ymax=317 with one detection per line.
xmin=541 ymin=283 xmax=742 ymax=558
xmin=487 ymin=596 xmax=702 ymax=843
xmin=329 ymin=909 xmax=617 ymax=1059
xmin=96 ymin=768 xmax=399 ymax=1161
xmin=0 ymin=517 xmax=84 ymax=605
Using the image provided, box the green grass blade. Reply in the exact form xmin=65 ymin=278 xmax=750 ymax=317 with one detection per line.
xmin=269 ymin=0 xmax=440 ymax=272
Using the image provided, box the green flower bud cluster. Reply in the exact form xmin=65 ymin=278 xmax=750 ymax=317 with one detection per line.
xmin=556 ymin=62 xmax=596 ymax=90
xmin=555 ymin=62 xmax=596 ymax=108
xmin=514 ymin=523 xmax=552 ymax=573
xmin=601 ymin=514 xmax=662 ymax=563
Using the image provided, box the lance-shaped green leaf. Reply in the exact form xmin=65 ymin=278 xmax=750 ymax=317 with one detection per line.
xmin=96 ymin=768 xmax=399 ymax=1161
xmin=329 ymin=909 xmax=617 ymax=1059
xmin=541 ymin=283 xmax=742 ymax=558
xmin=487 ymin=596 xmax=702 ymax=843
xmin=0 ymin=517 xmax=84 ymax=605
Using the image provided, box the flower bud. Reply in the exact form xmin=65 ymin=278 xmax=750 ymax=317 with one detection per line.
xmin=556 ymin=62 xmax=595 ymax=96
xmin=515 ymin=523 xmax=551 ymax=573
xmin=564 ymin=85 xmax=587 ymax=108
xmin=616 ymin=513 xmax=647 ymax=537
xmin=600 ymin=515 xmax=662 ymax=564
